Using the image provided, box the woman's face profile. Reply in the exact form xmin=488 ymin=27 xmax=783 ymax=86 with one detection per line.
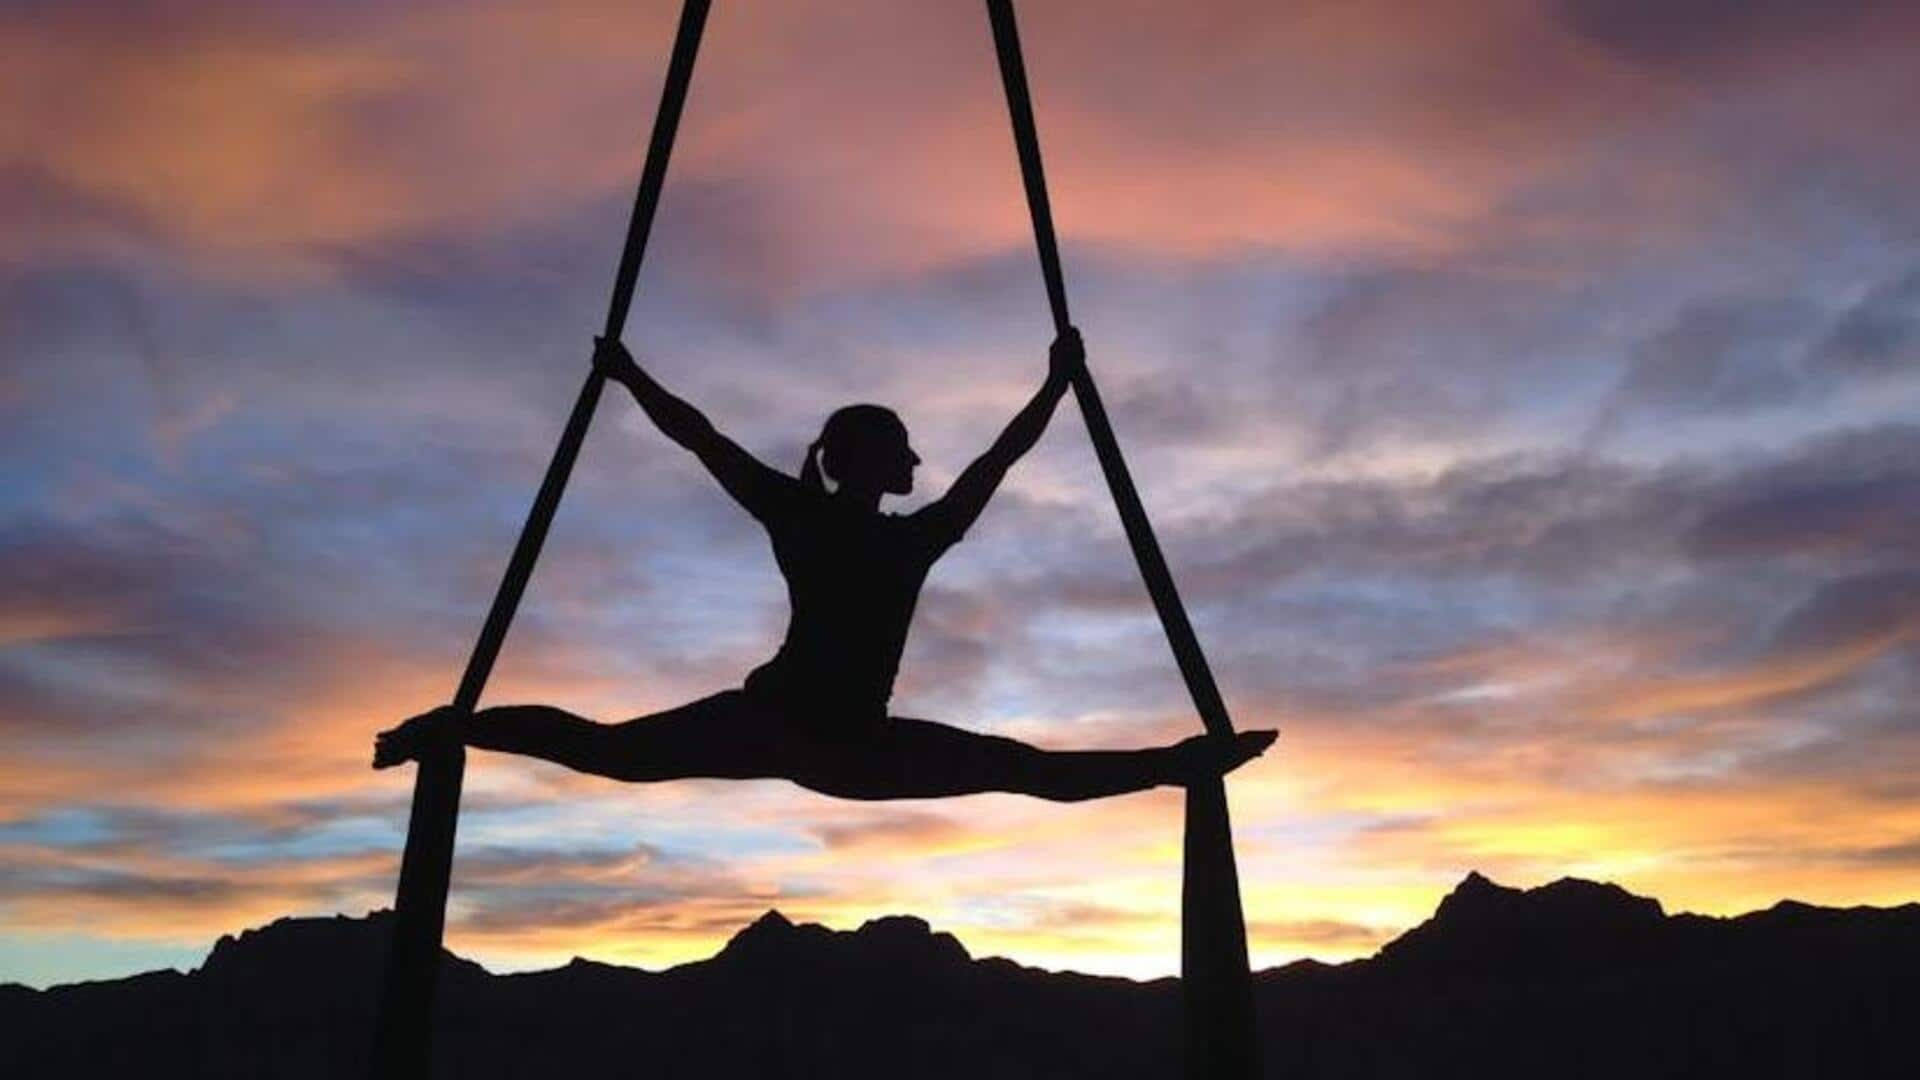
xmin=876 ymin=428 xmax=921 ymax=495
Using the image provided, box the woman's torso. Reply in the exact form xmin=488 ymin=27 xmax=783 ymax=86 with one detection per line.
xmin=745 ymin=493 xmax=946 ymax=725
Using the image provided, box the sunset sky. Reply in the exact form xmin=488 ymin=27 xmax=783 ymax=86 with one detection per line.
xmin=4 ymin=0 xmax=1919 ymax=989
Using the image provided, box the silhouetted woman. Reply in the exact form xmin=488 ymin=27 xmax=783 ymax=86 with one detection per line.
xmin=375 ymin=332 xmax=1274 ymax=801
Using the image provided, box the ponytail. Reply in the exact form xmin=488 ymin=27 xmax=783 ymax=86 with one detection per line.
xmin=799 ymin=439 xmax=827 ymax=493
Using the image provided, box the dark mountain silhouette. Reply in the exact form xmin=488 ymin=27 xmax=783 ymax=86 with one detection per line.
xmin=4 ymin=873 xmax=1914 ymax=1078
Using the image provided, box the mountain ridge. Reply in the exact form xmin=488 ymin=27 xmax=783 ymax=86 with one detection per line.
xmin=49 ymin=868 xmax=1908 ymax=990
xmin=5 ymin=872 xmax=1916 ymax=1078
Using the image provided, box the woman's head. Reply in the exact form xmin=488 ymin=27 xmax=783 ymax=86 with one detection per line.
xmin=802 ymin=404 xmax=920 ymax=497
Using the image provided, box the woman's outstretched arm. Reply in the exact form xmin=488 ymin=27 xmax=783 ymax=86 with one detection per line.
xmin=593 ymin=337 xmax=794 ymax=519
xmin=919 ymin=329 xmax=1083 ymax=540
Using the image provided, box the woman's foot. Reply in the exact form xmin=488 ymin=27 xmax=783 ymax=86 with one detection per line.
xmin=1171 ymin=729 xmax=1277 ymax=785
xmin=373 ymin=705 xmax=462 ymax=769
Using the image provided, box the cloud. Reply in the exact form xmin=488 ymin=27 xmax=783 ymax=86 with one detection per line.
xmin=1578 ymin=266 xmax=1920 ymax=446
xmin=1833 ymin=837 xmax=1920 ymax=868
xmin=448 ymin=842 xmax=772 ymax=937
xmin=0 ymin=832 xmax=397 ymax=941
xmin=1690 ymin=479 xmax=1920 ymax=566
xmin=1813 ymin=265 xmax=1920 ymax=378
xmin=1549 ymin=0 xmax=1907 ymax=72
xmin=807 ymin=810 xmax=972 ymax=855
xmin=1618 ymin=297 xmax=1821 ymax=414
xmin=0 ymin=0 xmax=688 ymax=274
xmin=12 ymin=0 xmax=1910 ymax=293
xmin=1245 ymin=917 xmax=1390 ymax=951
xmin=1768 ymin=570 xmax=1920 ymax=662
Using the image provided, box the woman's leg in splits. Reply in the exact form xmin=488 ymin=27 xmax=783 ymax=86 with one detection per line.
xmin=792 ymin=717 xmax=1276 ymax=803
xmin=375 ymin=698 xmax=1274 ymax=800
xmin=372 ymin=691 xmax=791 ymax=781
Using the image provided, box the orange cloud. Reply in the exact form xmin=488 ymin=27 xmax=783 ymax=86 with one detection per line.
xmin=0 ymin=0 xmax=1752 ymax=285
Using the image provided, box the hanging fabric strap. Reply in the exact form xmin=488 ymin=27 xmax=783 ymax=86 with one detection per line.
xmin=982 ymin=3 xmax=1260 ymax=1077
xmin=368 ymin=3 xmax=713 ymax=1076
